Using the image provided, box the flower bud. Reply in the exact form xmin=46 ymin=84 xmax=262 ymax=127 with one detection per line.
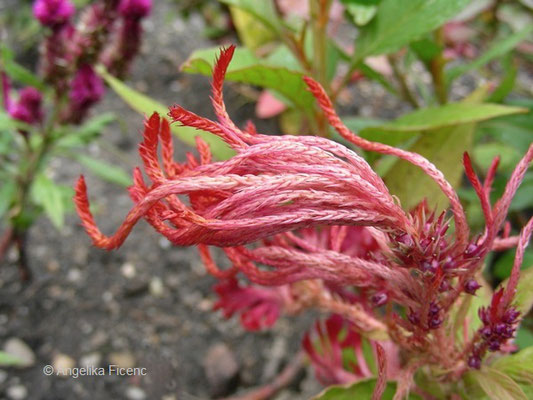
xmin=503 ymin=309 xmax=520 ymax=324
xmin=33 ymin=0 xmax=75 ymax=28
xmin=464 ymin=279 xmax=481 ymax=295
xmin=9 ymin=87 xmax=43 ymax=125
xmin=118 ymin=0 xmax=151 ymax=19
xmin=371 ymin=292 xmax=388 ymax=307
xmin=468 ymin=356 xmax=481 ymax=369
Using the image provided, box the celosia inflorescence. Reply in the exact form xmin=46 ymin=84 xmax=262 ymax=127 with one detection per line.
xmin=75 ymin=46 xmax=533 ymax=393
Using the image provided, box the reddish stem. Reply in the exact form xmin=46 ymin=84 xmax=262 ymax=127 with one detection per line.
xmin=0 ymin=226 xmax=14 ymax=263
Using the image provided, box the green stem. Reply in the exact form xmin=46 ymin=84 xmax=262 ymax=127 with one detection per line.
xmin=388 ymin=54 xmax=420 ymax=108
xmin=310 ymin=0 xmax=332 ymax=137
xmin=430 ymin=27 xmax=448 ymax=104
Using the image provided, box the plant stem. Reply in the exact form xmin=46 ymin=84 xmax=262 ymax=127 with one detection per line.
xmin=430 ymin=27 xmax=448 ymax=104
xmin=0 ymin=226 xmax=14 ymax=264
xmin=309 ymin=0 xmax=333 ymax=137
xmin=220 ymin=351 xmax=305 ymax=400
xmin=388 ymin=54 xmax=420 ymax=108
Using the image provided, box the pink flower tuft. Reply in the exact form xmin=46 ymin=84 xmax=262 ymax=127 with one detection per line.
xmin=9 ymin=87 xmax=44 ymax=125
xmin=214 ymin=278 xmax=287 ymax=331
xmin=65 ymin=64 xmax=105 ymax=123
xmin=118 ymin=0 xmax=152 ymax=19
xmin=33 ymin=0 xmax=75 ymax=28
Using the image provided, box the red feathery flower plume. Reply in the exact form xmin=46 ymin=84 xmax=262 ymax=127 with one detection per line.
xmin=75 ymin=46 xmax=533 ymax=377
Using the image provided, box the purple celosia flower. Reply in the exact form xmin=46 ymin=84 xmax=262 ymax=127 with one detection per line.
xmin=118 ymin=0 xmax=152 ymax=19
xmin=33 ymin=0 xmax=75 ymax=28
xmin=64 ymin=64 xmax=105 ymax=123
xmin=9 ymin=87 xmax=44 ymax=125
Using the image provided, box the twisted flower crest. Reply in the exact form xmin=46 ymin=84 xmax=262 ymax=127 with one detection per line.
xmin=75 ymin=46 xmax=533 ymax=388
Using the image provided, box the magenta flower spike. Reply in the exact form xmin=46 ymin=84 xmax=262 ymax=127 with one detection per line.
xmin=33 ymin=0 xmax=75 ymax=28
xmin=64 ymin=64 xmax=105 ymax=123
xmin=9 ymin=87 xmax=44 ymax=125
xmin=118 ymin=0 xmax=152 ymax=19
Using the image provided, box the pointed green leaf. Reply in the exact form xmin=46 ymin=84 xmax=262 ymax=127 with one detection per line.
xmin=0 ymin=179 xmax=16 ymax=218
xmin=466 ymin=368 xmax=527 ymax=400
xmin=75 ymin=154 xmax=132 ymax=187
xmin=219 ymin=0 xmax=282 ymax=34
xmin=96 ymin=65 xmax=235 ymax=160
xmin=181 ymin=47 xmax=316 ymax=113
xmin=362 ymin=103 xmax=527 ymax=134
xmin=492 ymin=347 xmax=533 ymax=384
xmin=354 ymin=0 xmax=471 ymax=60
xmin=56 ymin=113 xmax=115 ymax=149
xmin=446 ymin=26 xmax=533 ymax=84
xmin=31 ymin=174 xmax=64 ymax=229
xmin=1 ymin=45 xmax=45 ymax=91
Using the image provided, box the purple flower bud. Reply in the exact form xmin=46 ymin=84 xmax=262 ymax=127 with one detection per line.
xmin=480 ymin=326 xmax=492 ymax=339
xmin=468 ymin=356 xmax=481 ymax=369
xmin=429 ymin=302 xmax=440 ymax=315
xmin=371 ymin=292 xmax=388 ymax=307
xmin=464 ymin=243 xmax=479 ymax=257
xmin=408 ymin=310 xmax=419 ymax=325
xmin=33 ymin=0 xmax=75 ymax=28
xmin=503 ymin=309 xmax=520 ymax=324
xmin=65 ymin=64 xmax=105 ymax=124
xmin=396 ymin=233 xmax=414 ymax=248
xmin=494 ymin=323 xmax=507 ymax=336
xmin=429 ymin=315 xmax=442 ymax=329
xmin=502 ymin=325 xmax=515 ymax=339
xmin=442 ymin=256 xmax=456 ymax=270
xmin=9 ymin=87 xmax=43 ymax=125
xmin=439 ymin=279 xmax=451 ymax=292
xmin=70 ymin=64 xmax=104 ymax=107
xmin=488 ymin=340 xmax=501 ymax=351
xmin=118 ymin=0 xmax=151 ymax=19
xmin=421 ymin=260 xmax=437 ymax=273
xmin=464 ymin=279 xmax=481 ymax=295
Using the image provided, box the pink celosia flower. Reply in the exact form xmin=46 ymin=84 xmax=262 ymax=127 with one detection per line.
xmin=65 ymin=64 xmax=105 ymax=123
xmin=214 ymin=278 xmax=290 ymax=331
xmin=118 ymin=0 xmax=152 ymax=19
xmin=33 ymin=0 xmax=75 ymax=28
xmin=101 ymin=0 xmax=151 ymax=78
xmin=9 ymin=87 xmax=44 ymax=125
xmin=303 ymin=314 xmax=400 ymax=386
xmin=75 ymin=45 xmax=533 ymax=377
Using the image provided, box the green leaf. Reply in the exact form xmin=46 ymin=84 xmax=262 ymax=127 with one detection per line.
xmin=487 ymin=55 xmax=517 ymax=103
xmin=492 ymin=347 xmax=533 ymax=384
xmin=229 ymin=6 xmax=276 ymax=51
xmin=219 ymin=0 xmax=282 ymax=34
xmin=96 ymin=65 xmax=235 ymax=160
xmin=1 ymin=45 xmax=45 ymax=91
xmin=364 ymin=101 xmax=526 ymax=209
xmin=0 ymin=351 xmax=23 ymax=367
xmin=181 ymin=47 xmax=316 ymax=114
xmin=75 ymin=154 xmax=132 ymax=187
xmin=410 ymin=38 xmax=443 ymax=63
xmin=446 ymin=25 xmax=533 ymax=84
xmin=465 ymin=368 xmax=527 ymax=400
xmin=363 ymin=103 xmax=527 ymax=134
xmin=473 ymin=143 xmax=523 ymax=173
xmin=515 ymin=328 xmax=533 ymax=350
xmin=31 ymin=174 xmax=65 ymax=229
xmin=0 ymin=179 xmax=16 ymax=218
xmin=313 ymin=378 xmax=421 ymax=400
xmin=56 ymin=113 xmax=115 ymax=149
xmin=354 ymin=0 xmax=471 ymax=60
xmin=345 ymin=4 xmax=378 ymax=26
